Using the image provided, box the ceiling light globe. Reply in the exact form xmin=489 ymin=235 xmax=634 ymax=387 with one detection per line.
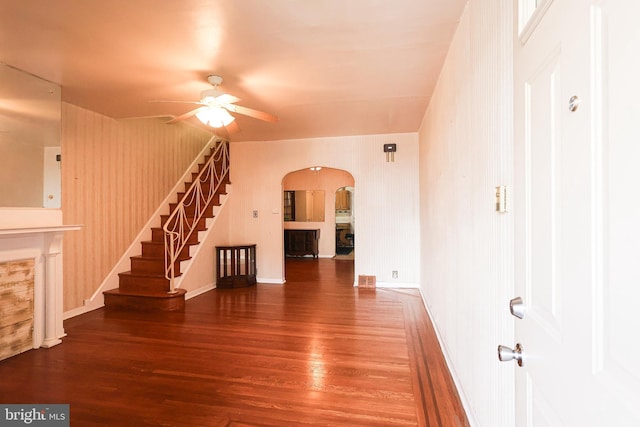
xmin=195 ymin=107 xmax=235 ymax=128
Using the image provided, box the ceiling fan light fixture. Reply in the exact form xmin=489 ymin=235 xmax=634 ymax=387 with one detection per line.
xmin=195 ymin=106 xmax=235 ymax=128
xmin=164 ymin=74 xmax=275 ymax=127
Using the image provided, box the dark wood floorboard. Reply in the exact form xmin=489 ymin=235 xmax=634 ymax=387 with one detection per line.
xmin=0 ymin=258 xmax=468 ymax=426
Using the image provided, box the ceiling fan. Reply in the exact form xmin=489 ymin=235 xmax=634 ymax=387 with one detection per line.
xmin=165 ymin=75 xmax=278 ymax=132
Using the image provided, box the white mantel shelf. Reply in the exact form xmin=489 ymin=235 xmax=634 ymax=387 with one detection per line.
xmin=0 ymin=224 xmax=82 ymax=236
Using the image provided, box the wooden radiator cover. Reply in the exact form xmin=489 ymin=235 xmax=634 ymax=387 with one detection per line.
xmin=0 ymin=259 xmax=34 ymax=361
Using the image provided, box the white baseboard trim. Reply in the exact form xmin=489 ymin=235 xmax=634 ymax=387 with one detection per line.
xmin=257 ymin=278 xmax=285 ymax=285
xmin=185 ymin=283 xmax=215 ymax=300
xmin=374 ymin=281 xmax=420 ymax=288
xmin=63 ymin=302 xmax=101 ymax=320
xmin=417 ymin=288 xmax=478 ymax=427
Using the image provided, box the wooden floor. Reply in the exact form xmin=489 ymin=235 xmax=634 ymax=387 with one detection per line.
xmin=0 ymin=258 xmax=468 ymax=427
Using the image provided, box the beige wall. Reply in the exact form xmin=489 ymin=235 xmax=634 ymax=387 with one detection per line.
xmin=228 ymin=133 xmax=420 ymax=285
xmin=61 ymin=103 xmax=212 ymax=310
xmin=418 ymin=0 xmax=514 ymax=425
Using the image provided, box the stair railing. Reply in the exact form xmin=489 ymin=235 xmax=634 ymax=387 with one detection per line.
xmin=163 ymin=138 xmax=230 ymax=292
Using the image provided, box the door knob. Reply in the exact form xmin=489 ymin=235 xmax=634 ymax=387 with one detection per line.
xmin=510 ymin=296 xmax=525 ymax=319
xmin=498 ymin=343 xmax=524 ymax=367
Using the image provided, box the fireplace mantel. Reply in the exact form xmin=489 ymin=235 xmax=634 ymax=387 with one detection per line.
xmin=0 ymin=224 xmax=81 ymax=350
xmin=0 ymin=225 xmax=82 ymax=237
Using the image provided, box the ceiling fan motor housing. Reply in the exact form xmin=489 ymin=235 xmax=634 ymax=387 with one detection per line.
xmin=201 ymin=75 xmax=225 ymax=102
xmin=207 ymin=75 xmax=223 ymax=86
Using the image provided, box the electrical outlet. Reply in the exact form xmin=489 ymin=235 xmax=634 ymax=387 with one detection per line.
xmin=392 ymin=270 xmax=398 ymax=279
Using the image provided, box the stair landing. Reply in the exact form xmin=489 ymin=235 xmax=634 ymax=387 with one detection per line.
xmin=103 ymin=288 xmax=186 ymax=311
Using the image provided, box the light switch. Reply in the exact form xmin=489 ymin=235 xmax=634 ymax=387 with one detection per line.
xmin=495 ymin=186 xmax=508 ymax=213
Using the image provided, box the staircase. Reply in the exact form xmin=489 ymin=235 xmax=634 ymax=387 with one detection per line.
xmin=103 ymin=139 xmax=230 ymax=311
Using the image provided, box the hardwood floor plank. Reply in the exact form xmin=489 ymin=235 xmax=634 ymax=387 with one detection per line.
xmin=0 ymin=258 xmax=468 ymax=426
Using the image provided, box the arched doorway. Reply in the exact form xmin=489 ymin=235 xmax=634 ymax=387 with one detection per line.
xmin=281 ymin=167 xmax=355 ymax=278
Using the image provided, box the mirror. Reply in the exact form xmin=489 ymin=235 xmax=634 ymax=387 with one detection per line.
xmin=0 ymin=63 xmax=61 ymax=208
xmin=284 ymin=190 xmax=325 ymax=222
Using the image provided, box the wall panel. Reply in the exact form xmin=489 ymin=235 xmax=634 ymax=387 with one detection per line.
xmin=418 ymin=0 xmax=513 ymax=425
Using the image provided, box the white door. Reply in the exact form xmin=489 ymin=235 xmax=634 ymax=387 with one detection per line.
xmin=512 ymin=0 xmax=640 ymax=425
xmin=43 ymin=146 xmax=61 ymax=208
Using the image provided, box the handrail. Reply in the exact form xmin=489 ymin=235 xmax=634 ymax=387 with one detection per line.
xmin=163 ymin=138 xmax=229 ymax=292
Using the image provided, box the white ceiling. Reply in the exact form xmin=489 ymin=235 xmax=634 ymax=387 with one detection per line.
xmin=0 ymin=0 xmax=465 ymax=142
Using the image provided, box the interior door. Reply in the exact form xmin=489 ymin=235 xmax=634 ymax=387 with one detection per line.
xmin=512 ymin=0 xmax=640 ymax=425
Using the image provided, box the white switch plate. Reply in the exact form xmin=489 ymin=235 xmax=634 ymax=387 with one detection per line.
xmin=495 ymin=186 xmax=508 ymax=213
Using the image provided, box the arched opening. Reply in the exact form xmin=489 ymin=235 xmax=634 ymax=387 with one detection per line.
xmin=281 ymin=166 xmax=355 ymax=280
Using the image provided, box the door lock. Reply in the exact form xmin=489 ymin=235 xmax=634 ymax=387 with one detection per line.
xmin=510 ymin=296 xmax=525 ymax=319
xmin=498 ymin=343 xmax=524 ymax=367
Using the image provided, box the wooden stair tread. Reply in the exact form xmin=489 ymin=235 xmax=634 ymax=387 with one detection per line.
xmin=104 ymin=288 xmax=186 ymax=298
xmin=118 ymin=270 xmax=179 ymax=279
xmin=130 ymin=254 xmax=191 ymax=261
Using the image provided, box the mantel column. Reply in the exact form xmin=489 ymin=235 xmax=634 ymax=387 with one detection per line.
xmin=42 ymin=231 xmax=64 ymax=348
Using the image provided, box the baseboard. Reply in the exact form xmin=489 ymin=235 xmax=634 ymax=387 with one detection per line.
xmin=374 ymin=281 xmax=419 ymax=288
xmin=417 ymin=288 xmax=478 ymax=427
xmin=185 ymin=283 xmax=216 ymax=300
xmin=257 ymin=277 xmax=285 ymax=284
xmin=63 ymin=303 xmax=100 ymax=320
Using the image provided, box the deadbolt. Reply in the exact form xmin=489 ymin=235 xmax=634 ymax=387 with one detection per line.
xmin=510 ymin=296 xmax=525 ymax=319
xmin=498 ymin=343 xmax=524 ymax=367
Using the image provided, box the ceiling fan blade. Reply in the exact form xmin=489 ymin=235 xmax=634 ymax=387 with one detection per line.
xmin=166 ymin=106 xmax=208 ymax=124
xmin=150 ymin=100 xmax=206 ymax=106
xmin=226 ymin=104 xmax=278 ymax=123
